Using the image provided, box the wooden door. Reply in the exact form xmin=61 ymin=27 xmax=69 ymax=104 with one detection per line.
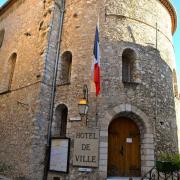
xmin=108 ymin=118 xmax=141 ymax=177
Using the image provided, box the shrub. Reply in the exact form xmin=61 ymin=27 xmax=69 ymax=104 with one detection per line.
xmin=0 ymin=162 xmax=12 ymax=175
xmin=156 ymin=153 xmax=180 ymax=173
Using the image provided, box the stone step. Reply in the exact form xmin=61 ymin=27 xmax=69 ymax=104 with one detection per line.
xmin=0 ymin=176 xmax=11 ymax=180
xmin=107 ymin=177 xmax=142 ymax=180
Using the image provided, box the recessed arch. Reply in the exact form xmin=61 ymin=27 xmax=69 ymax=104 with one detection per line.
xmin=7 ymin=52 xmax=17 ymax=90
xmin=0 ymin=29 xmax=5 ymax=48
xmin=99 ymin=104 xmax=154 ymax=177
xmin=122 ymin=48 xmax=137 ymax=60
xmin=52 ymin=104 xmax=68 ymax=137
xmin=108 ymin=117 xmax=141 ymax=177
xmin=59 ymin=51 xmax=72 ymax=85
xmin=122 ymin=48 xmax=140 ymax=83
xmin=107 ymin=104 xmax=153 ymax=134
xmin=172 ymin=69 xmax=179 ymax=97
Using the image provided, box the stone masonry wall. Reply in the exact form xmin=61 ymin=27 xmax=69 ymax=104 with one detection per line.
xmin=0 ymin=0 xmax=52 ymax=178
xmin=48 ymin=0 xmax=101 ymax=179
xmin=29 ymin=0 xmax=66 ymax=179
xmin=99 ymin=41 xmax=178 ymax=152
xmin=48 ymin=0 xmax=178 ymax=179
xmin=100 ymin=0 xmax=178 ymax=149
xmin=105 ymin=0 xmax=176 ymax=69
xmin=0 ymin=0 xmax=178 ymax=179
xmin=97 ymin=0 xmax=178 ymax=176
xmin=175 ymin=98 xmax=180 ymax=151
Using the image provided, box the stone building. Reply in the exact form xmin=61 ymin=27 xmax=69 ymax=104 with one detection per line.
xmin=0 ymin=0 xmax=180 ymax=179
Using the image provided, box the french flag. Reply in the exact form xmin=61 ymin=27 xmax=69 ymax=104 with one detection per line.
xmin=93 ymin=24 xmax=100 ymax=96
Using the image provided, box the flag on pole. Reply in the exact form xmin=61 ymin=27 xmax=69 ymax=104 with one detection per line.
xmin=93 ymin=23 xmax=100 ymax=96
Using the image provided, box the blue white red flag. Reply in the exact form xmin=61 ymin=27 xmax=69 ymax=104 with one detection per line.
xmin=93 ymin=23 xmax=100 ymax=96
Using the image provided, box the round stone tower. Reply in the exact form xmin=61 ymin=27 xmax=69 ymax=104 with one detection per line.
xmin=96 ymin=0 xmax=178 ymax=178
xmin=49 ymin=0 xmax=178 ymax=179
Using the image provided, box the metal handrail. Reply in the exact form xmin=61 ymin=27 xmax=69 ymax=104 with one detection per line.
xmin=141 ymin=166 xmax=180 ymax=180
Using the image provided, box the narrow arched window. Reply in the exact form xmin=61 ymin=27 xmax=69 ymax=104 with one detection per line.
xmin=122 ymin=49 xmax=136 ymax=83
xmin=60 ymin=51 xmax=72 ymax=84
xmin=0 ymin=29 xmax=5 ymax=48
xmin=172 ymin=69 xmax=178 ymax=97
xmin=8 ymin=53 xmax=17 ymax=90
xmin=52 ymin=104 xmax=68 ymax=137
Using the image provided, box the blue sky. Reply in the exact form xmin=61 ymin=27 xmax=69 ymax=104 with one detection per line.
xmin=0 ymin=0 xmax=180 ymax=86
xmin=172 ymin=0 xmax=180 ymax=88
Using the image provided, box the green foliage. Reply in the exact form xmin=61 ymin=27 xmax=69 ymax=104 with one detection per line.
xmin=0 ymin=162 xmax=12 ymax=174
xmin=158 ymin=153 xmax=180 ymax=162
xmin=156 ymin=153 xmax=180 ymax=173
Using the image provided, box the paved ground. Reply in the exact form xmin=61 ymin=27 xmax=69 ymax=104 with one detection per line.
xmin=0 ymin=176 xmax=11 ymax=180
xmin=107 ymin=177 xmax=141 ymax=180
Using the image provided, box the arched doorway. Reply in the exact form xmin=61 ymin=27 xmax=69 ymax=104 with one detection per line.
xmin=108 ymin=117 xmax=141 ymax=177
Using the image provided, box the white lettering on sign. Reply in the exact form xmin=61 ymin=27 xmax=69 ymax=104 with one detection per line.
xmin=73 ymin=129 xmax=99 ymax=167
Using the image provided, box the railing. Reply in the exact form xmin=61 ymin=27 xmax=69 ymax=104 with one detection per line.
xmin=141 ymin=166 xmax=180 ymax=180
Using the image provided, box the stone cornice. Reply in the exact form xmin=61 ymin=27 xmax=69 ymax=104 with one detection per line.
xmin=159 ymin=0 xmax=177 ymax=34
xmin=0 ymin=0 xmax=16 ymax=16
xmin=0 ymin=0 xmax=25 ymax=21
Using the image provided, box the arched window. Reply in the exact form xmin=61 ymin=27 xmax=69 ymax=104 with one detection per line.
xmin=8 ymin=53 xmax=17 ymax=90
xmin=0 ymin=29 xmax=5 ymax=48
xmin=60 ymin=51 xmax=72 ymax=84
xmin=172 ymin=69 xmax=179 ymax=97
xmin=52 ymin=104 xmax=68 ymax=137
xmin=122 ymin=48 xmax=136 ymax=83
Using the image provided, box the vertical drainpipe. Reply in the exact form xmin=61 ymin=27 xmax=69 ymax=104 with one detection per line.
xmin=43 ymin=0 xmax=65 ymax=179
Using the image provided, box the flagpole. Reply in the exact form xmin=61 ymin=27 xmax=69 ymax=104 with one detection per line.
xmin=156 ymin=23 xmax=158 ymax=49
xmin=93 ymin=14 xmax=100 ymax=127
xmin=95 ymin=95 xmax=98 ymax=126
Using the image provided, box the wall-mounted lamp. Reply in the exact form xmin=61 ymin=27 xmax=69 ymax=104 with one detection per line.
xmin=78 ymin=84 xmax=89 ymax=125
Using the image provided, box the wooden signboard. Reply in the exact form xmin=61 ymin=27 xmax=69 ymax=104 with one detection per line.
xmin=49 ymin=138 xmax=70 ymax=173
xmin=73 ymin=129 xmax=99 ymax=167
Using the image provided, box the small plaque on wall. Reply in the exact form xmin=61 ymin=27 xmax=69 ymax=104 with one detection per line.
xmin=126 ymin=138 xmax=132 ymax=143
xmin=78 ymin=168 xmax=92 ymax=172
xmin=49 ymin=138 xmax=70 ymax=173
xmin=69 ymin=117 xmax=81 ymax=121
